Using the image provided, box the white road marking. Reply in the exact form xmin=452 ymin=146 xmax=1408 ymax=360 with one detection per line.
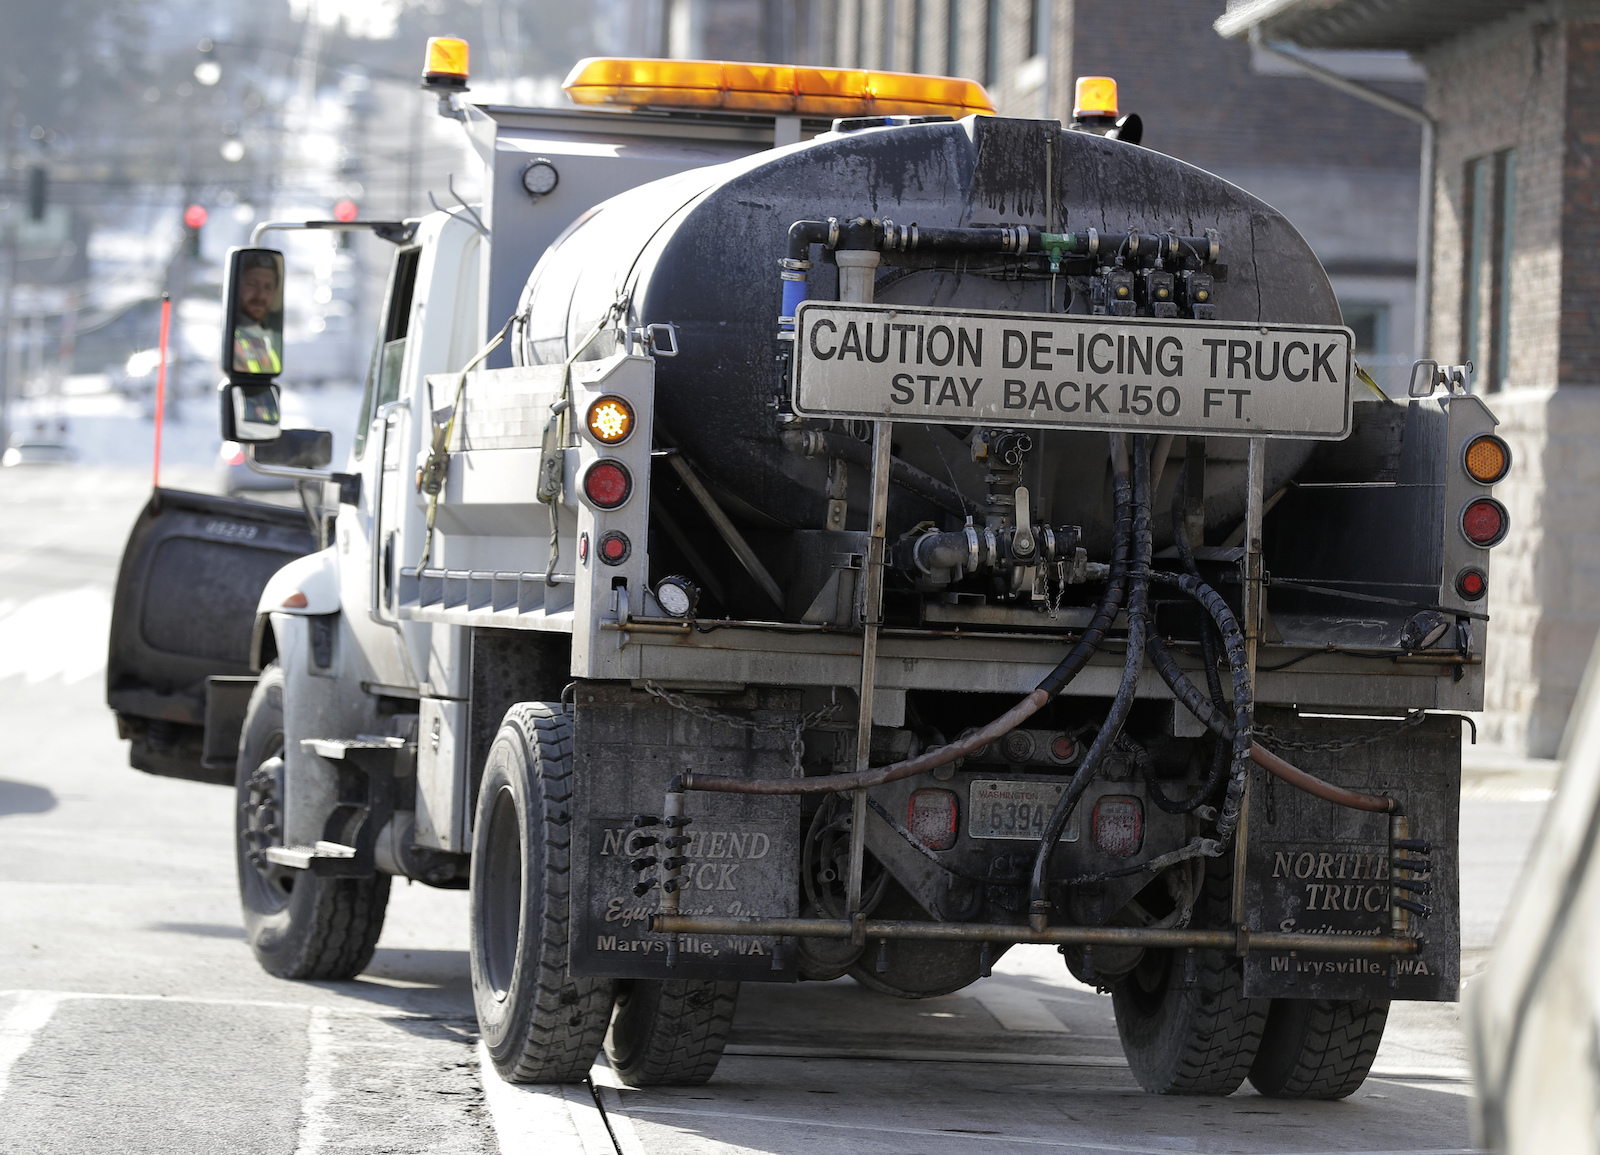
xmin=722 ymin=1043 xmax=1124 ymax=1066
xmin=292 ymin=1005 xmax=337 ymax=1155
xmin=475 ymin=1041 xmax=614 ymax=1155
xmin=0 ymin=587 xmax=111 ymax=683
xmin=623 ymin=1105 xmax=1482 ymax=1155
xmin=0 ymin=991 xmax=62 ymax=1102
xmin=0 ymin=988 xmax=454 ymax=1017
xmin=974 ymin=985 xmax=1071 ymax=1032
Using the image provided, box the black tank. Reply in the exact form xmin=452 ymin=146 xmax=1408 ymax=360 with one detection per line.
xmin=515 ymin=115 xmax=1335 ymax=555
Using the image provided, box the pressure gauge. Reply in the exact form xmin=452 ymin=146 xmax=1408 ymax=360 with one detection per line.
xmin=521 ymin=159 xmax=558 ymax=199
xmin=655 ymin=575 xmax=699 ymax=618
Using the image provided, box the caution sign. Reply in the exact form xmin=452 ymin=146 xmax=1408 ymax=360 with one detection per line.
xmin=792 ymin=301 xmax=1352 ymax=439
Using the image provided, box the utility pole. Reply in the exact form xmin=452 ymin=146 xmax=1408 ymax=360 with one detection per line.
xmin=1 ymin=79 xmax=20 ymax=454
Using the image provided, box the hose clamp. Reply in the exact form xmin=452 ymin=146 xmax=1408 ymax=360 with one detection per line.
xmin=826 ymin=217 xmax=840 ymax=249
xmin=963 ymin=521 xmax=981 ymax=572
xmin=1086 ymin=228 xmax=1099 ymax=258
xmin=780 ymin=257 xmax=812 ymax=272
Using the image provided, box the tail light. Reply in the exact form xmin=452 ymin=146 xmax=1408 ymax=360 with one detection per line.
xmin=1455 ymin=567 xmax=1487 ymax=600
xmin=597 ymin=530 xmax=631 ymax=565
xmin=1048 ymin=733 xmax=1078 ymax=765
xmin=1461 ymin=497 xmax=1508 ymax=547
xmin=908 ymin=789 xmax=958 ymax=850
xmin=582 ymin=459 xmax=633 ymax=509
xmin=1092 ymin=795 xmax=1143 ymax=858
xmin=1462 ymin=434 xmax=1511 ymax=484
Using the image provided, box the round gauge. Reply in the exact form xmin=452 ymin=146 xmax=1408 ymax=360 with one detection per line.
xmin=521 ymin=159 xmax=558 ymax=198
xmin=655 ymin=576 xmax=698 ymax=618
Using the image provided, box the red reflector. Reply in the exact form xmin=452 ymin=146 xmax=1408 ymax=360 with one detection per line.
xmin=597 ymin=530 xmax=631 ymax=565
xmin=907 ymin=789 xmax=958 ymax=850
xmin=583 ymin=460 xmax=632 ymax=509
xmin=1049 ymin=733 xmax=1077 ymax=764
xmin=1092 ymin=795 xmax=1143 ymax=858
xmin=1461 ymin=497 xmax=1507 ymax=547
xmin=1456 ymin=567 xmax=1487 ymax=600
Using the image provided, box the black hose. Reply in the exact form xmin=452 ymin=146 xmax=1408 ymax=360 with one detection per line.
xmin=1172 ymin=468 xmax=1227 ymax=711
xmin=1150 ymin=570 xmax=1253 ymax=848
xmin=1028 ymin=434 xmax=1153 ymax=929
xmin=1036 ymin=436 xmax=1134 ymax=697
xmin=1124 ymin=732 xmax=1227 ymax=817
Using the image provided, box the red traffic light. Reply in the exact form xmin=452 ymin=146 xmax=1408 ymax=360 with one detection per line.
xmin=183 ymin=204 xmax=208 ymax=229
xmin=333 ymin=199 xmax=359 ymax=222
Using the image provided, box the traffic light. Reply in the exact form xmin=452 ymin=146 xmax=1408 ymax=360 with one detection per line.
xmin=27 ymin=166 xmax=46 ymax=222
xmin=183 ymin=203 xmax=207 ymax=256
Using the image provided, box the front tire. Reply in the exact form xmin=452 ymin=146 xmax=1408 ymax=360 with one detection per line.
xmin=1249 ymin=998 xmax=1389 ymax=1099
xmin=1110 ymin=859 xmax=1268 ymax=1095
xmin=470 ymin=703 xmax=614 ymax=1083
xmin=235 ymin=663 xmax=390 ymax=980
xmin=606 ymin=980 xmax=740 ymax=1086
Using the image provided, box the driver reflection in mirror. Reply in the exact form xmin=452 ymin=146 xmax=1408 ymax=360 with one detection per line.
xmin=233 ymin=253 xmax=283 ymax=375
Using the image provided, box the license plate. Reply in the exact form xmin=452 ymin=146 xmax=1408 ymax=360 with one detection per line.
xmin=792 ymin=301 xmax=1352 ymax=440
xmin=967 ymin=779 xmax=1079 ymax=841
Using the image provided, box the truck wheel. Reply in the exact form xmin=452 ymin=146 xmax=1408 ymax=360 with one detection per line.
xmin=471 ymin=703 xmax=615 ymax=1083
xmin=605 ymin=980 xmax=740 ymax=1086
xmin=1248 ymin=999 xmax=1389 ymax=1099
xmin=1110 ymin=861 xmax=1268 ymax=1095
xmin=235 ymin=663 xmax=390 ymax=980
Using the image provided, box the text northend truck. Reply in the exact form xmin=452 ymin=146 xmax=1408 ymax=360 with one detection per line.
xmin=107 ymin=44 xmax=1506 ymax=1098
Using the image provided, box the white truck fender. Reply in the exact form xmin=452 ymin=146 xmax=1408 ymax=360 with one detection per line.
xmin=251 ymin=547 xmax=341 ymax=671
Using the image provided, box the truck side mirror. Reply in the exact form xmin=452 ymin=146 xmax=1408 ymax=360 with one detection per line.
xmin=223 ymin=247 xmax=286 ymax=379
xmin=253 ymin=428 xmax=333 ymax=469
xmin=220 ymin=381 xmax=282 ymax=442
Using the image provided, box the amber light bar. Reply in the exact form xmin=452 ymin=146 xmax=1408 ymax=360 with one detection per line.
xmin=562 ymin=57 xmax=995 ymax=118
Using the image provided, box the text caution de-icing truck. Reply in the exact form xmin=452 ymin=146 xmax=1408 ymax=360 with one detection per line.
xmin=108 ymin=43 xmax=1508 ymax=1097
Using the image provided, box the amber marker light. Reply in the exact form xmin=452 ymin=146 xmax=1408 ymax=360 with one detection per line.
xmin=562 ymin=57 xmax=994 ymax=118
xmin=1463 ymin=434 xmax=1511 ymax=485
xmin=586 ymin=395 xmax=634 ymax=445
xmin=1074 ymin=76 xmax=1119 ymax=118
xmin=423 ymin=37 xmax=470 ymax=89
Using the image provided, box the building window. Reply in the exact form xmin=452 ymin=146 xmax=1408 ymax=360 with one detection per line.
xmin=1463 ymin=149 xmax=1516 ymax=392
xmin=1342 ymin=302 xmax=1390 ymax=357
xmin=911 ymin=0 xmax=924 ymax=73
xmin=947 ymin=0 xmax=960 ymax=76
xmin=1029 ymin=0 xmax=1046 ymax=59
xmin=984 ymin=0 xmax=1000 ymax=85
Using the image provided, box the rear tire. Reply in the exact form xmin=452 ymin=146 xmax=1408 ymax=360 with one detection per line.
xmin=1249 ymin=998 xmax=1389 ymax=1099
xmin=235 ymin=663 xmax=390 ymax=980
xmin=470 ymin=703 xmax=615 ymax=1083
xmin=605 ymin=980 xmax=740 ymax=1086
xmin=1110 ymin=859 xmax=1268 ymax=1095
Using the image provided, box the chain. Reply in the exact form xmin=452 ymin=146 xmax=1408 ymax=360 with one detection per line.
xmin=642 ymin=681 xmax=841 ymax=776
xmin=1255 ymin=709 xmax=1429 ymax=754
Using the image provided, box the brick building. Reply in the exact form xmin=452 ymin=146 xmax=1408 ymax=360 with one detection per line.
xmin=1219 ymin=0 xmax=1600 ymax=757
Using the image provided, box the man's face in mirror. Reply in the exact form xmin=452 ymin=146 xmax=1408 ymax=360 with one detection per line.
xmin=239 ymin=264 xmax=279 ymax=325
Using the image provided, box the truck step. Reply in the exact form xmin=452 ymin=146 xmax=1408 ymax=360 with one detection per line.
xmin=301 ymin=737 xmax=407 ymax=760
xmin=264 ymin=841 xmax=358 ymax=869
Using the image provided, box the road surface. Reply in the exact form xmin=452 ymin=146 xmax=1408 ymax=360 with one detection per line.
xmin=0 ymin=465 xmax=1536 ymax=1154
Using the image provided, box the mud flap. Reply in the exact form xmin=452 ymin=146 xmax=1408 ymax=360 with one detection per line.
xmin=568 ymin=684 xmax=800 ymax=983
xmin=1242 ymin=708 xmax=1460 ymax=1001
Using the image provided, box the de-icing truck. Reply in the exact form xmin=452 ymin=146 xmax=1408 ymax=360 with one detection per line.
xmin=107 ymin=44 xmax=1507 ymax=1098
